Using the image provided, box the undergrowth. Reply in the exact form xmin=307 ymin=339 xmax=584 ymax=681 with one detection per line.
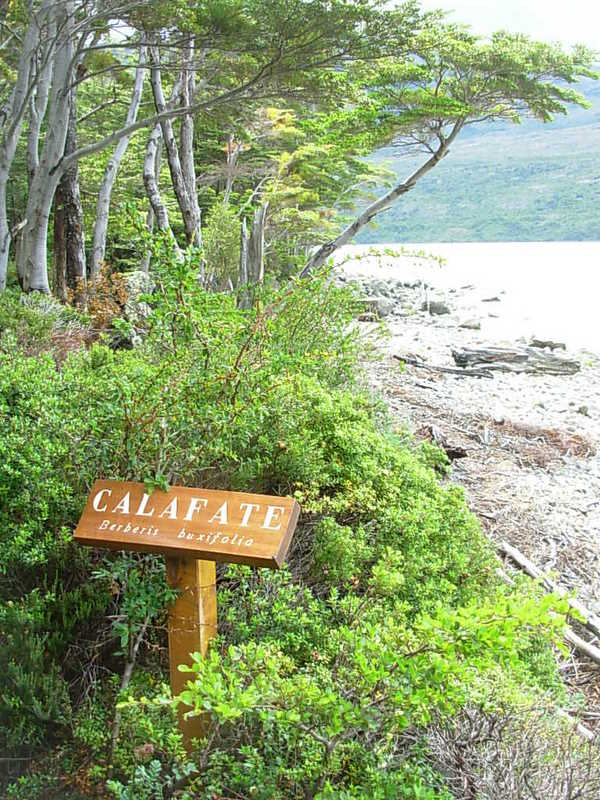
xmin=0 ymin=245 xmax=581 ymax=798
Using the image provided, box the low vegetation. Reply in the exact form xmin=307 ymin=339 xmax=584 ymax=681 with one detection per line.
xmin=2 ymin=248 xmax=597 ymax=798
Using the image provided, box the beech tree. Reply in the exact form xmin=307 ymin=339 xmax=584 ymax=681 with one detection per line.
xmin=1 ymin=0 xmax=420 ymax=292
xmin=90 ymin=46 xmax=146 ymax=278
xmin=2 ymin=3 xmax=594 ymax=295
xmin=301 ymin=27 xmax=597 ymax=275
xmin=0 ymin=0 xmax=55 ymax=288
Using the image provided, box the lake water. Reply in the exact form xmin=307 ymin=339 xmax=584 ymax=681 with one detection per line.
xmin=336 ymin=242 xmax=600 ymax=352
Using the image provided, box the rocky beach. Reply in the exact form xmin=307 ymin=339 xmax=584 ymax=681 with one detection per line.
xmin=337 ymin=245 xmax=600 ymax=721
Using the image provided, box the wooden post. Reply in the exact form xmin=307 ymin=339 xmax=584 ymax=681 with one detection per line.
xmin=74 ymin=482 xmax=300 ymax=749
xmin=166 ymin=557 xmax=217 ymax=750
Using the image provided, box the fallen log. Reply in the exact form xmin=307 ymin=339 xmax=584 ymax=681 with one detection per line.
xmin=418 ymin=424 xmax=469 ymax=460
xmin=529 ymin=337 xmax=567 ymax=352
xmin=556 ymin=709 xmax=598 ymax=743
xmin=452 ymin=346 xmax=580 ymax=375
xmin=393 ymin=354 xmax=493 ymax=379
xmin=498 ymin=541 xmax=600 ymax=640
xmin=495 ymin=567 xmax=600 ymax=668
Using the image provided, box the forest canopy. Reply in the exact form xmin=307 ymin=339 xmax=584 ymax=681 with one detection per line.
xmin=0 ymin=0 xmax=595 ymax=292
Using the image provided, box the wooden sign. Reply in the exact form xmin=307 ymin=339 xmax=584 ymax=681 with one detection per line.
xmin=73 ymin=480 xmax=300 ymax=749
xmin=74 ymin=480 xmax=300 ymax=568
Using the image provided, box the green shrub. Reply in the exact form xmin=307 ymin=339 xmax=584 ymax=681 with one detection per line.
xmin=313 ymin=518 xmax=372 ymax=586
xmin=0 ymin=261 xmax=568 ymax=797
xmin=202 ymin=202 xmax=241 ymax=288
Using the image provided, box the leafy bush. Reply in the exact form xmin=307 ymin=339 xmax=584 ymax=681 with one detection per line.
xmin=202 ymin=202 xmax=241 ymax=288
xmin=0 ymin=259 xmax=569 ymax=797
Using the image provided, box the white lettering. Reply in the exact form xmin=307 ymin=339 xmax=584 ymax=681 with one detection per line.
xmin=262 ymin=505 xmax=285 ymax=531
xmin=93 ymin=489 xmax=112 ymax=512
xmin=239 ymin=502 xmax=260 ymax=526
xmin=245 ymin=538 xmax=254 ymax=547
xmin=112 ymin=491 xmax=131 ymax=514
xmin=208 ymin=502 xmax=228 ymax=525
xmin=135 ymin=493 xmax=155 ymax=517
xmin=159 ymin=498 xmax=179 ymax=519
xmin=177 ymin=529 xmax=186 ymax=539
xmin=99 ymin=519 xmax=109 ymax=530
xmin=185 ymin=497 xmax=208 ymax=521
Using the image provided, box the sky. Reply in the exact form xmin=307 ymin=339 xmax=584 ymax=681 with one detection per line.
xmin=419 ymin=0 xmax=600 ymax=51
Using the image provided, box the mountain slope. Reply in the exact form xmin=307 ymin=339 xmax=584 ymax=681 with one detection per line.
xmin=354 ymin=74 xmax=600 ymax=242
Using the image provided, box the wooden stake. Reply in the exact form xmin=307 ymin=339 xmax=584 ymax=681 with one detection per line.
xmin=166 ymin=557 xmax=217 ymax=750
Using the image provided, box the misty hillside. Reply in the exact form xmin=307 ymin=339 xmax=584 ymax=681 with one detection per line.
xmin=355 ymin=73 xmax=600 ymax=242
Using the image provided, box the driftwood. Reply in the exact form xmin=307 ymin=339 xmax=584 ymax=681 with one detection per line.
xmin=495 ymin=566 xmax=600 ymax=668
xmin=393 ymin=354 xmax=493 ymax=379
xmin=452 ymin=346 xmax=580 ymax=376
xmin=498 ymin=541 xmax=600 ymax=640
xmin=529 ymin=337 xmax=567 ymax=352
xmin=556 ymin=709 xmax=598 ymax=743
xmin=418 ymin=424 xmax=469 ymax=460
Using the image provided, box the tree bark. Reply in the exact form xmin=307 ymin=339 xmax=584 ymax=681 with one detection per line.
xmin=18 ymin=1 xmax=76 ymax=293
xmin=237 ymin=217 xmax=251 ymax=308
xmin=141 ymin=147 xmax=160 ymax=273
xmin=26 ymin=39 xmax=53 ymax=185
xmin=452 ymin=346 xmax=580 ymax=376
xmin=90 ymin=47 xmax=146 ymax=278
xmin=223 ymin=134 xmax=241 ymax=206
xmin=179 ymin=36 xmax=202 ymax=247
xmin=237 ymin=203 xmax=268 ymax=303
xmin=0 ymin=183 xmax=9 ymax=290
xmin=247 ymin=202 xmax=268 ymax=285
xmin=53 ymin=184 xmax=67 ymax=302
xmin=299 ymin=121 xmax=464 ymax=277
xmin=60 ymin=85 xmax=86 ymax=306
xmin=143 ymin=124 xmax=170 ymax=232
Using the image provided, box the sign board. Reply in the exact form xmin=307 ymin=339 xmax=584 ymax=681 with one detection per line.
xmin=74 ymin=479 xmax=301 ymax=749
xmin=74 ymin=480 xmax=300 ymax=568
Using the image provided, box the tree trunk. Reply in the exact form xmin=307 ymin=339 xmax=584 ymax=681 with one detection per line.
xmin=0 ymin=181 xmax=9 ymax=290
xmin=26 ymin=40 xmax=53 ymax=185
xmin=143 ymin=124 xmax=169 ymax=231
xmin=141 ymin=205 xmax=154 ymax=274
xmin=18 ymin=1 xmax=76 ymax=293
xmin=53 ymin=184 xmax=67 ymax=301
xmin=237 ymin=203 xmax=268 ymax=305
xmin=299 ymin=121 xmax=464 ymax=277
xmin=223 ymin=134 xmax=241 ymax=206
xmin=247 ymin=202 xmax=268 ymax=285
xmin=0 ymin=0 xmax=51 ymax=290
xmin=60 ymin=91 xmax=86 ymax=307
xmin=451 ymin=346 xmax=580 ymax=376
xmin=179 ymin=36 xmax=202 ymax=247
xmin=149 ymin=47 xmax=200 ymax=247
xmin=90 ymin=47 xmax=146 ymax=278
xmin=237 ymin=217 xmax=251 ymax=308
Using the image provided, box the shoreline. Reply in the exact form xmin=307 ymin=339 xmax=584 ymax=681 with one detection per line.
xmin=335 ymin=242 xmax=600 ymax=354
xmin=341 ymin=263 xmax=600 ymax=721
